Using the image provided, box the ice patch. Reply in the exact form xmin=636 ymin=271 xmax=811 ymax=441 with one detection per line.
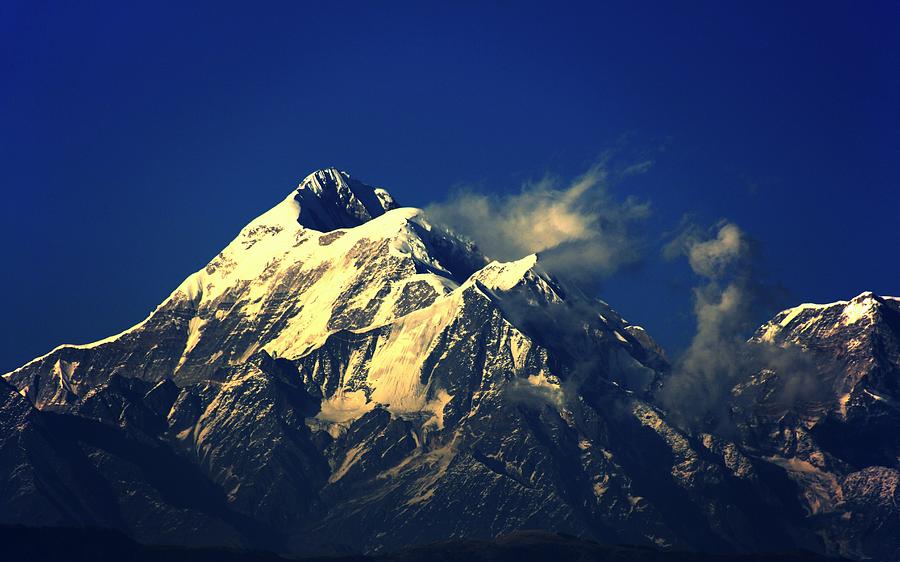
xmin=329 ymin=442 xmax=367 ymax=484
xmin=841 ymin=296 xmax=876 ymax=325
xmin=366 ymin=293 xmax=462 ymax=414
xmin=839 ymin=392 xmax=851 ymax=418
xmin=317 ymin=389 xmax=375 ymax=423
xmin=423 ymin=389 xmax=454 ymax=430
xmin=765 ymin=456 xmax=841 ymax=515
xmin=176 ymin=316 xmax=206 ymax=372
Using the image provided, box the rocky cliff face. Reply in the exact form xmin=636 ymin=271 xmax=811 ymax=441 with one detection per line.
xmin=1 ymin=169 xmax=896 ymax=559
xmin=734 ymin=293 xmax=900 ymax=560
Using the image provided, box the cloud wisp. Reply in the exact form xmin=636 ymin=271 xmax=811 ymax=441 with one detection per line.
xmin=659 ymin=220 xmax=830 ymax=433
xmin=425 ymin=165 xmax=650 ymax=283
xmin=658 ymin=222 xmax=758 ymax=429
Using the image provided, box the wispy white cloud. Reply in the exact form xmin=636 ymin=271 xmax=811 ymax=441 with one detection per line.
xmin=426 ymin=165 xmax=650 ymax=281
xmin=664 ymin=220 xmax=747 ymax=278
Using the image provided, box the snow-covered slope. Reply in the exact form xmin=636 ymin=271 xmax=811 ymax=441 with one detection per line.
xmin=3 ymin=168 xmax=482 ymax=407
xmin=756 ymin=292 xmax=900 ymax=347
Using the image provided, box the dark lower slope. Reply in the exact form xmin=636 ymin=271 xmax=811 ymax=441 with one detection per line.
xmin=0 ymin=526 xmax=846 ymax=562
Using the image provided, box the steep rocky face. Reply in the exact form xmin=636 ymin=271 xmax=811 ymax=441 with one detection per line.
xmin=292 ymin=168 xmax=398 ymax=231
xmin=754 ymin=292 xmax=900 ymax=406
xmin=291 ymin=266 xmax=806 ymax=554
xmin=0 ymin=376 xmax=253 ymax=548
xmin=734 ymin=293 xmax=900 ymax=561
xmin=0 ymin=169 xmax=892 ymax=559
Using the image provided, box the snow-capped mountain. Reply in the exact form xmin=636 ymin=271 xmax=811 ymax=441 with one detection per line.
xmin=6 ymin=168 xmax=480 ymax=408
xmin=1 ymin=169 xmax=896 ymax=559
xmin=736 ymin=292 xmax=900 ymax=561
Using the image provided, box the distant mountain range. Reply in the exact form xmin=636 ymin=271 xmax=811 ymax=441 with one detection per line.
xmin=2 ymin=169 xmax=897 ymax=560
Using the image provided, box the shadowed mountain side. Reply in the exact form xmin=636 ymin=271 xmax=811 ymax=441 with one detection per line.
xmin=0 ymin=527 xmax=848 ymax=562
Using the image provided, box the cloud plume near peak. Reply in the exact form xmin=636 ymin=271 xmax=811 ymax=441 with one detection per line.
xmin=659 ymin=222 xmax=759 ymax=426
xmin=659 ymin=220 xmax=828 ymax=433
xmin=669 ymin=221 xmax=748 ymax=279
xmin=425 ymin=165 xmax=650 ymax=282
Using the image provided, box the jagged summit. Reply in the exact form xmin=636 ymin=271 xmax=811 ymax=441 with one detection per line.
xmin=755 ymin=291 xmax=900 ymax=345
xmin=750 ymin=291 xmax=900 ymax=406
xmin=292 ymin=167 xmax=398 ymax=231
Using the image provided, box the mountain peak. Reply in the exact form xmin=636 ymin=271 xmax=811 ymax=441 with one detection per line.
xmin=754 ymin=291 xmax=900 ymax=347
xmin=841 ymin=291 xmax=886 ymax=324
xmin=293 ymin=168 xmax=397 ymax=231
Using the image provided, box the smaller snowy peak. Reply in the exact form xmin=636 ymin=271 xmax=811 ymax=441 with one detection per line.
xmin=755 ymin=291 xmax=899 ymax=345
xmin=471 ymin=254 xmax=540 ymax=292
xmin=468 ymin=254 xmax=570 ymax=308
xmin=293 ymin=168 xmax=398 ymax=232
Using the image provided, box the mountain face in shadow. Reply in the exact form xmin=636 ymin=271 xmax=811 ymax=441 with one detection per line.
xmin=2 ymin=526 xmax=848 ymax=562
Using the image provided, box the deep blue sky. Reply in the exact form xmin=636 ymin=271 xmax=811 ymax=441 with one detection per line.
xmin=2 ymin=1 xmax=898 ymax=372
